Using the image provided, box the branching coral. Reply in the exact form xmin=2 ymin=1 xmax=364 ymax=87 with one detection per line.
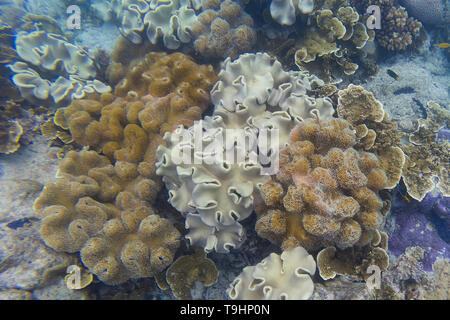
xmin=375 ymin=5 xmax=422 ymax=51
xmin=255 ymin=118 xmax=390 ymax=253
xmin=189 ymin=0 xmax=256 ymax=59
xmin=227 ymin=246 xmax=316 ymax=300
xmin=156 ymin=53 xmax=335 ymax=253
xmin=33 ymin=150 xmax=181 ymax=285
xmin=353 ymin=0 xmax=423 ymax=51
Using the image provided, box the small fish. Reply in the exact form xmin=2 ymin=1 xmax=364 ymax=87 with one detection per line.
xmin=397 ymin=188 xmax=411 ymax=202
xmin=387 ymin=69 xmax=399 ymax=80
xmin=436 ymin=43 xmax=450 ymax=48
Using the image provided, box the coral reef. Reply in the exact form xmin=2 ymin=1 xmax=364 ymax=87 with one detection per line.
xmin=376 ymin=5 xmax=422 ymax=51
xmin=143 ymin=0 xmax=203 ymax=49
xmin=156 ymin=53 xmax=335 ymax=253
xmin=227 ymin=246 xmax=316 ymax=299
xmin=374 ymin=246 xmax=449 ymax=300
xmin=337 ymin=85 xmax=448 ymax=202
xmin=255 ymin=118 xmax=390 ymax=253
xmin=0 ymin=120 xmax=23 ymax=155
xmin=189 ymin=0 xmax=257 ymax=59
xmin=165 ymin=250 xmax=218 ymax=299
xmin=33 ymin=150 xmax=181 ymax=285
xmin=33 ymin=51 xmax=217 ymax=285
xmin=53 ymin=52 xmax=217 ymax=163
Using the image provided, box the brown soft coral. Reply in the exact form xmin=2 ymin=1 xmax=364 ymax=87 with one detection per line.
xmin=33 ymin=150 xmax=180 ymax=285
xmin=34 ymin=52 xmax=217 ymax=285
xmin=52 ymin=52 xmax=217 ymax=172
xmin=190 ymin=0 xmax=256 ymax=59
xmin=255 ymin=118 xmax=389 ymax=252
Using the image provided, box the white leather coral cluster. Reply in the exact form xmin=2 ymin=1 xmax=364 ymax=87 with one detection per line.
xmin=227 ymin=246 xmax=316 ymax=300
xmin=155 ymin=52 xmax=334 ymax=253
xmin=270 ymin=0 xmax=315 ymax=26
xmin=9 ymin=30 xmax=110 ymax=104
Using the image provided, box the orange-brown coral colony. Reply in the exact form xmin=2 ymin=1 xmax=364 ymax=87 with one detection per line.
xmin=34 ymin=52 xmax=218 ymax=285
xmin=256 ymin=118 xmax=388 ymax=252
xmin=53 ymin=52 xmax=217 ymax=170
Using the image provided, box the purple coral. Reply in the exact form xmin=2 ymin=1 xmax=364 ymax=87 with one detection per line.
xmin=388 ymin=193 xmax=450 ymax=271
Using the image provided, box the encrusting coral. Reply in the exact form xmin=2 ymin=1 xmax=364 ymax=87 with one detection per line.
xmin=255 ymin=117 xmax=390 ymax=254
xmin=33 ymin=150 xmax=181 ymax=285
xmin=316 ymin=230 xmax=389 ymax=280
xmin=189 ymin=0 xmax=256 ymax=59
xmin=0 ymin=119 xmax=23 ymax=155
xmin=227 ymin=246 xmax=316 ymax=300
xmin=156 ymin=52 xmax=335 ymax=253
xmin=336 ymin=84 xmax=405 ymax=189
xmin=401 ymin=101 xmax=449 ymax=201
xmin=165 ymin=250 xmax=218 ymax=299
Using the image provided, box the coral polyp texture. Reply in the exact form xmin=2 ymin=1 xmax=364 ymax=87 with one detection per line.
xmin=53 ymin=52 xmax=217 ymax=162
xmin=33 ymin=51 xmax=217 ymax=285
xmin=33 ymin=150 xmax=181 ymax=285
xmin=227 ymin=246 xmax=316 ymax=300
xmin=255 ymin=117 xmax=390 ymax=253
xmin=189 ymin=0 xmax=257 ymax=59
xmin=156 ymin=52 xmax=335 ymax=253
xmin=9 ymin=29 xmax=111 ymax=104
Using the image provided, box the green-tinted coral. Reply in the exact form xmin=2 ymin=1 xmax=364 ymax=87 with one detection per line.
xmin=165 ymin=250 xmax=218 ymax=300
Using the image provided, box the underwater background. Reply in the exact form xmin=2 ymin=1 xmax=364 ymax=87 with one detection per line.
xmin=0 ymin=0 xmax=448 ymax=300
